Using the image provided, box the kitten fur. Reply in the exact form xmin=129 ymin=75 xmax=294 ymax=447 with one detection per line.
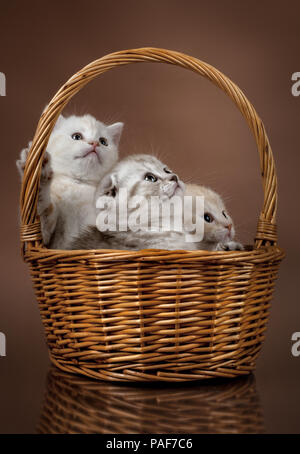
xmin=185 ymin=183 xmax=243 ymax=251
xmin=71 ymin=154 xmax=197 ymax=251
xmin=16 ymin=113 xmax=123 ymax=248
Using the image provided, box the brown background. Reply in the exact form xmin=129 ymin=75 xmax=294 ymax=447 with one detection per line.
xmin=0 ymin=0 xmax=299 ymax=433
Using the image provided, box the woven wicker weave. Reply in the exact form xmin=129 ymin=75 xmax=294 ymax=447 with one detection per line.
xmin=38 ymin=367 xmax=265 ymax=434
xmin=20 ymin=48 xmax=284 ymax=382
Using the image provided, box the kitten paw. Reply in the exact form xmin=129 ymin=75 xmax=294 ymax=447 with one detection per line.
xmin=216 ymin=241 xmax=244 ymax=251
xmin=16 ymin=142 xmax=52 ymax=182
xmin=40 ymin=151 xmax=53 ymax=182
xmin=16 ymin=141 xmax=32 ymax=177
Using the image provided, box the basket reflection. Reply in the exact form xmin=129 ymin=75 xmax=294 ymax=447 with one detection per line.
xmin=38 ymin=367 xmax=265 ymax=434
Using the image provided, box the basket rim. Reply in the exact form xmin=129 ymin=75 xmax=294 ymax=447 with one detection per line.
xmin=25 ymin=243 xmax=285 ymax=264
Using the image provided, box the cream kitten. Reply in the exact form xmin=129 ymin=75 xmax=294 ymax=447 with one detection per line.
xmin=70 ymin=154 xmax=197 ymax=251
xmin=185 ymin=183 xmax=243 ymax=251
xmin=17 ymin=114 xmax=123 ymax=248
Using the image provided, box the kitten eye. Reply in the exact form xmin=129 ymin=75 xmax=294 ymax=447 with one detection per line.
xmin=72 ymin=133 xmax=83 ymax=140
xmin=164 ymin=167 xmax=172 ymax=174
xmin=204 ymin=213 xmax=214 ymax=223
xmin=100 ymin=137 xmax=108 ymax=146
xmin=222 ymin=210 xmax=227 ymax=219
xmin=144 ymin=173 xmax=157 ymax=183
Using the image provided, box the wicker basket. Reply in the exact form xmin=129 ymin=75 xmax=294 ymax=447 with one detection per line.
xmin=38 ymin=367 xmax=265 ymax=434
xmin=20 ymin=47 xmax=284 ymax=382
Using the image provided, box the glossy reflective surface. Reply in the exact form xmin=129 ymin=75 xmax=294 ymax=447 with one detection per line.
xmin=38 ymin=368 xmax=265 ymax=434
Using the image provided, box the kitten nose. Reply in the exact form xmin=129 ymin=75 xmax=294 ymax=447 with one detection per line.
xmin=89 ymin=141 xmax=99 ymax=148
xmin=226 ymin=224 xmax=232 ymax=232
xmin=169 ymin=174 xmax=178 ymax=183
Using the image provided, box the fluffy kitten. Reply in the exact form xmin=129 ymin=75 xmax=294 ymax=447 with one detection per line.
xmin=185 ymin=183 xmax=243 ymax=251
xmin=17 ymin=114 xmax=123 ymax=248
xmin=70 ymin=154 xmax=196 ymax=251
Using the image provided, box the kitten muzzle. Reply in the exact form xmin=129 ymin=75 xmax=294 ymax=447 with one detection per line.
xmin=82 ymin=146 xmax=101 ymax=163
xmin=225 ymin=228 xmax=234 ymax=241
xmin=162 ymin=182 xmax=181 ymax=198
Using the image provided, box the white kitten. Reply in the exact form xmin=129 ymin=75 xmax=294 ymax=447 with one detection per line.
xmin=185 ymin=184 xmax=243 ymax=251
xmin=17 ymin=114 xmax=123 ymax=248
xmin=71 ymin=154 xmax=197 ymax=251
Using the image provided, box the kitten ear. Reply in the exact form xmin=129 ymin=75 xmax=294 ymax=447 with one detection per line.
xmin=97 ymin=173 xmax=118 ymax=197
xmin=107 ymin=122 xmax=124 ymax=146
xmin=53 ymin=114 xmax=65 ymax=130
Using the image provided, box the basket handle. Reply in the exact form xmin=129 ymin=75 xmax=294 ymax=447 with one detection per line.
xmin=20 ymin=47 xmax=278 ymax=255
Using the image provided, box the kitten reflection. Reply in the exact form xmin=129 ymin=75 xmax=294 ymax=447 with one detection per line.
xmin=38 ymin=367 xmax=265 ymax=434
